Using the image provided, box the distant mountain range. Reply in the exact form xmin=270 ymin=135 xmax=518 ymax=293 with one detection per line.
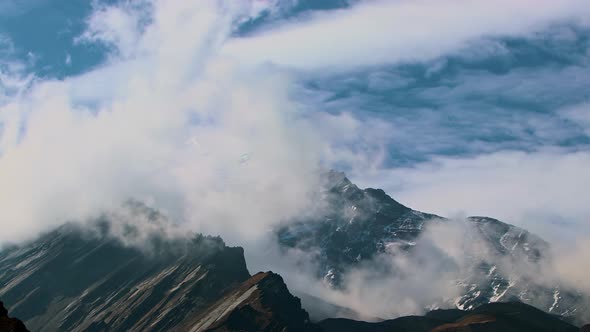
xmin=278 ymin=171 xmax=587 ymax=321
xmin=0 ymin=172 xmax=588 ymax=331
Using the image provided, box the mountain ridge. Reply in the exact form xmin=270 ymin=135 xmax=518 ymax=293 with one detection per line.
xmin=0 ymin=172 xmax=588 ymax=330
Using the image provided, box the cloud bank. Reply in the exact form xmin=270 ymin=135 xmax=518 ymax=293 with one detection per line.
xmin=0 ymin=0 xmax=324 ymax=245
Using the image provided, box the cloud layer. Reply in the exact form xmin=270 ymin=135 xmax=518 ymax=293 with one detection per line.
xmin=223 ymin=0 xmax=590 ymax=70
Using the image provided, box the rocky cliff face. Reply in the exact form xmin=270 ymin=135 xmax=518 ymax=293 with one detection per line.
xmin=0 ymin=301 xmax=29 ymax=332
xmin=0 ymin=221 xmax=250 ymax=331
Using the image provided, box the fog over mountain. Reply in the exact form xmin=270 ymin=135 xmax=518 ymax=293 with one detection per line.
xmin=1 ymin=0 xmax=590 ymax=330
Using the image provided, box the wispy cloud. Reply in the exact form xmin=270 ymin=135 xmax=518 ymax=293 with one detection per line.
xmin=0 ymin=0 xmax=319 ymax=244
xmin=355 ymin=149 xmax=590 ymax=241
xmin=0 ymin=0 xmax=396 ymax=246
xmin=222 ymin=0 xmax=590 ymax=70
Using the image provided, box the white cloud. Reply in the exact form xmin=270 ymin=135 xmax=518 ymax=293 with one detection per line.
xmin=354 ymin=149 xmax=590 ymax=241
xmin=0 ymin=0 xmax=334 ymax=245
xmin=222 ymin=0 xmax=590 ymax=70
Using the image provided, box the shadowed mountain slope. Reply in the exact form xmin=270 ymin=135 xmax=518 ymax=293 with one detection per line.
xmin=0 ymin=221 xmax=249 ymax=331
xmin=189 ymin=271 xmax=320 ymax=332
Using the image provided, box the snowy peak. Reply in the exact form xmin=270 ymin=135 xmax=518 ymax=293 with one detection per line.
xmin=278 ymin=172 xmax=586 ymax=321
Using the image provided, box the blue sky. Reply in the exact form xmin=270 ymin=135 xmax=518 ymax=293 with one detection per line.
xmin=0 ymin=0 xmax=114 ymax=78
xmin=1 ymin=0 xmax=590 ymax=244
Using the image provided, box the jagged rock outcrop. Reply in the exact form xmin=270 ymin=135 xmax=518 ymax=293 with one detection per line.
xmin=190 ymin=271 xmax=319 ymax=332
xmin=0 ymin=301 xmax=28 ymax=332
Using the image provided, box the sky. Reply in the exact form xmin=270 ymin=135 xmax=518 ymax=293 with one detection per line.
xmin=0 ymin=0 xmax=589 ymax=249
xmin=1 ymin=0 xmax=590 ymax=320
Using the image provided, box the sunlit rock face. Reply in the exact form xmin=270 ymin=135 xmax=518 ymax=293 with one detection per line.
xmin=191 ymin=271 xmax=320 ymax=332
xmin=0 ymin=219 xmax=250 ymax=331
xmin=278 ymin=171 xmax=586 ymax=322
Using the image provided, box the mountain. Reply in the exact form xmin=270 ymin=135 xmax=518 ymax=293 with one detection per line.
xmin=0 ymin=173 xmax=588 ymax=330
xmin=277 ymin=171 xmax=586 ymax=321
xmin=0 ymin=301 xmax=28 ymax=332
xmin=0 ymin=207 xmax=586 ymax=331
xmin=0 ymin=202 xmax=318 ymax=332
xmin=190 ymin=271 xmax=319 ymax=332
xmin=0 ymin=220 xmax=250 ymax=331
xmin=318 ymin=302 xmax=580 ymax=332
xmin=0 ymin=227 xmax=584 ymax=332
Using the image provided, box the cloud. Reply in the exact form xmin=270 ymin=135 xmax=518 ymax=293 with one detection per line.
xmin=0 ymin=0 xmax=397 ymax=247
xmin=0 ymin=35 xmax=33 ymax=107
xmin=562 ymin=103 xmax=590 ymax=136
xmin=554 ymin=240 xmax=590 ymax=295
xmin=260 ymin=217 xmax=557 ymax=321
xmin=0 ymin=0 xmax=339 ymax=245
xmin=222 ymin=0 xmax=590 ymax=70
xmin=353 ymin=149 xmax=590 ymax=242
xmin=292 ymin=44 xmax=590 ymax=165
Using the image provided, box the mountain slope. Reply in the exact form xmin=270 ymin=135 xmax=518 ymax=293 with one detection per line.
xmin=0 ymin=222 xmax=249 ymax=331
xmin=189 ymin=271 xmax=319 ymax=332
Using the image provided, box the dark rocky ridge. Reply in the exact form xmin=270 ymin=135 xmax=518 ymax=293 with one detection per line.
xmin=318 ymin=302 xmax=580 ymax=332
xmin=0 ymin=301 xmax=28 ymax=332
